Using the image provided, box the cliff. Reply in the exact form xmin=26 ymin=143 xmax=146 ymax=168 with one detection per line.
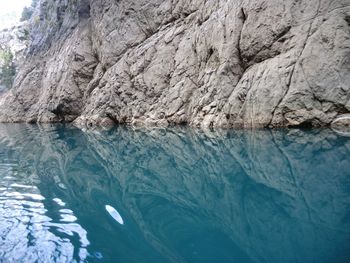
xmin=0 ymin=0 xmax=349 ymax=128
xmin=0 ymin=23 xmax=29 ymax=91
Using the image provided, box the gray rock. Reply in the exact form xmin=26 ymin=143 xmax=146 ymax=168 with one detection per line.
xmin=0 ymin=0 xmax=349 ymax=128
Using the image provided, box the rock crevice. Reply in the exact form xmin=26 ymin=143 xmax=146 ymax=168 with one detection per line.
xmin=0 ymin=0 xmax=349 ymax=128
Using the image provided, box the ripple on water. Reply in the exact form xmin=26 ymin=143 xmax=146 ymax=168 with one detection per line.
xmin=0 ymin=168 xmax=90 ymax=262
xmin=0 ymin=124 xmax=349 ymax=263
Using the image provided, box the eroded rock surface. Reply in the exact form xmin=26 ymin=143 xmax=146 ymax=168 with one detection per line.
xmin=0 ymin=0 xmax=349 ymax=128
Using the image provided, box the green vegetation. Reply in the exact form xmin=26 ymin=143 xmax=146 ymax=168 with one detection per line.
xmin=18 ymin=28 xmax=30 ymax=41
xmin=0 ymin=49 xmax=16 ymax=89
xmin=20 ymin=0 xmax=40 ymax=22
xmin=20 ymin=7 xmax=34 ymax=22
xmin=31 ymin=0 xmax=39 ymax=8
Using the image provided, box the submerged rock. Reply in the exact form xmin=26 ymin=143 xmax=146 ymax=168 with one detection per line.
xmin=0 ymin=0 xmax=349 ymax=128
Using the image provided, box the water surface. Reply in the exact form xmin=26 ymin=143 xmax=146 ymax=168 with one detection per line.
xmin=0 ymin=124 xmax=349 ymax=263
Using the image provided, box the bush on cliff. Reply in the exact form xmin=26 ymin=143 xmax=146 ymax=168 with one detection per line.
xmin=0 ymin=49 xmax=16 ymax=89
xmin=20 ymin=7 xmax=34 ymax=22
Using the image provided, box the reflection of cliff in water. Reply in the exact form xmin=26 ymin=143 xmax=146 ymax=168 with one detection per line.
xmin=0 ymin=124 xmax=349 ymax=263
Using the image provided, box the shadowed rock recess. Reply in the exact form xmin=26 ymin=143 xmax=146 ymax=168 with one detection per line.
xmin=0 ymin=0 xmax=349 ymax=128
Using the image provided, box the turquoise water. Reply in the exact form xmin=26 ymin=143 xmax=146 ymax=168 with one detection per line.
xmin=0 ymin=124 xmax=349 ymax=263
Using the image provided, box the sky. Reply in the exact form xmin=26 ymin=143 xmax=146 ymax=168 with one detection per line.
xmin=0 ymin=0 xmax=32 ymax=29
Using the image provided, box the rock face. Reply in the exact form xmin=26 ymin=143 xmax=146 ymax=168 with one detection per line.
xmin=0 ymin=0 xmax=349 ymax=128
xmin=0 ymin=24 xmax=28 ymax=61
xmin=0 ymin=23 xmax=29 ymax=91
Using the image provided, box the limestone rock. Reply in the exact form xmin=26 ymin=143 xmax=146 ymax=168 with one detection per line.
xmin=0 ymin=23 xmax=29 ymax=91
xmin=0 ymin=0 xmax=349 ymax=128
